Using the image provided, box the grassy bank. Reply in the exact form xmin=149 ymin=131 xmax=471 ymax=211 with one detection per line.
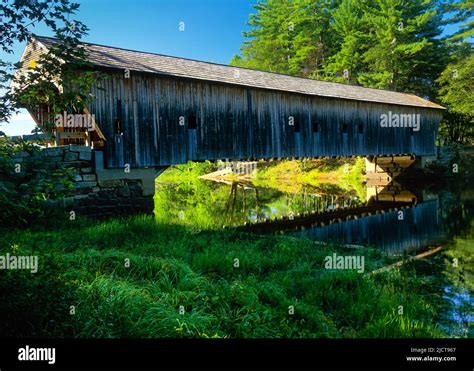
xmin=253 ymin=158 xmax=366 ymax=199
xmin=0 ymin=216 xmax=446 ymax=338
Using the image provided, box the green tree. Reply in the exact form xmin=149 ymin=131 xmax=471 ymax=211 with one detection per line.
xmin=437 ymin=0 xmax=473 ymax=144
xmin=322 ymin=0 xmax=367 ymax=84
xmin=441 ymin=0 xmax=473 ymax=43
xmin=356 ymin=0 xmax=447 ymax=98
xmin=438 ymin=51 xmax=473 ymax=117
xmin=233 ymin=0 xmax=448 ymax=99
xmin=437 ymin=50 xmax=473 ymax=143
xmin=0 ymin=0 xmax=87 ymax=122
xmin=230 ymin=0 xmax=337 ymax=78
xmin=1 ymin=0 xmax=104 ymax=138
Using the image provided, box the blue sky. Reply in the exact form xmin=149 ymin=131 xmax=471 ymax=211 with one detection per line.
xmin=70 ymin=0 xmax=256 ymax=64
xmin=2 ymin=0 xmax=256 ymax=135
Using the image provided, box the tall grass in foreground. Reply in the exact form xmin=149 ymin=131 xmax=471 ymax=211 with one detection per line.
xmin=0 ymin=216 xmax=445 ymax=338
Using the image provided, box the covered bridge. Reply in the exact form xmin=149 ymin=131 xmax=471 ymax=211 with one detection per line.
xmin=20 ymin=36 xmax=444 ymax=169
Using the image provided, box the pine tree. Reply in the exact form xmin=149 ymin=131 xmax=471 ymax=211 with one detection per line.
xmin=230 ymin=0 xmax=294 ymax=74
xmin=441 ymin=0 xmax=473 ymax=44
xmin=357 ymin=0 xmax=447 ymax=98
xmin=322 ymin=0 xmax=367 ymax=84
xmin=230 ymin=0 xmax=337 ymax=78
xmin=438 ymin=52 xmax=473 ymax=116
xmin=436 ymin=1 xmax=473 ymax=143
xmin=233 ymin=0 xmax=448 ymax=99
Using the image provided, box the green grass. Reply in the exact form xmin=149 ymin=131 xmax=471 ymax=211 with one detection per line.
xmin=158 ymin=161 xmax=217 ymax=183
xmin=0 ymin=215 xmax=446 ymax=338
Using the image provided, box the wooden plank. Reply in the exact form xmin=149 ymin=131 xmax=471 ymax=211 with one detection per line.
xmin=369 ymin=245 xmax=445 ymax=275
xmin=57 ymin=132 xmax=88 ymax=139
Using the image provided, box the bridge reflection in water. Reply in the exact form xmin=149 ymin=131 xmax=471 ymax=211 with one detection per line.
xmin=244 ymin=182 xmax=446 ymax=256
xmin=292 ymin=199 xmax=443 ymax=255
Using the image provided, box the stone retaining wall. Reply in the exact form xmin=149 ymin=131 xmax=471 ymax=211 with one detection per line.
xmin=2 ymin=145 xmax=154 ymax=217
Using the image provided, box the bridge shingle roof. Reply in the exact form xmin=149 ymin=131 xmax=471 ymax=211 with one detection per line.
xmin=33 ymin=36 xmax=444 ymax=110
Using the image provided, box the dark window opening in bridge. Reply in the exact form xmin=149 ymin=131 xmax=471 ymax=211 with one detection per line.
xmin=342 ymin=122 xmax=348 ymax=133
xmin=114 ymin=119 xmax=122 ymax=135
xmin=115 ymin=99 xmax=122 ymax=134
xmin=312 ymin=120 xmax=319 ymax=133
xmin=293 ymin=117 xmax=301 ymax=133
xmin=358 ymin=123 xmax=364 ymax=134
xmin=188 ymin=113 xmax=197 ymax=130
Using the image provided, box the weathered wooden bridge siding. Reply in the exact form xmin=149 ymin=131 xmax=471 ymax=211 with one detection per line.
xmin=87 ymin=72 xmax=442 ymax=169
